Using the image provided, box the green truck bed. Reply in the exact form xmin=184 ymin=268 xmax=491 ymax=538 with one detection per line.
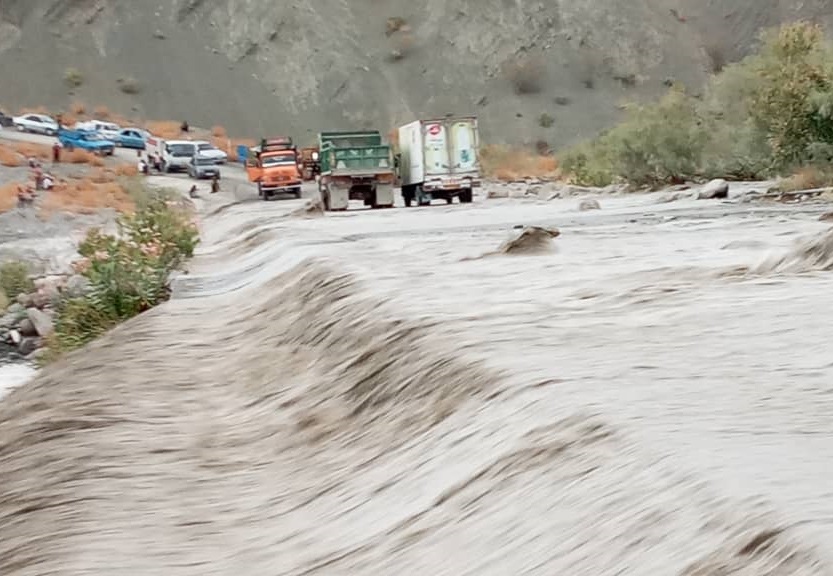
xmin=318 ymin=130 xmax=393 ymax=175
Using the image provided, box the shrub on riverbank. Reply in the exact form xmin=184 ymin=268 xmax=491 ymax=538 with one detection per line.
xmin=559 ymin=22 xmax=833 ymax=188
xmin=0 ymin=261 xmax=35 ymax=302
xmin=47 ymin=186 xmax=199 ymax=356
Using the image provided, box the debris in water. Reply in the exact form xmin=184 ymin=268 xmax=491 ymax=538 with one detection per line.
xmin=463 ymin=226 xmax=560 ymax=261
xmin=290 ymin=199 xmax=325 ymax=218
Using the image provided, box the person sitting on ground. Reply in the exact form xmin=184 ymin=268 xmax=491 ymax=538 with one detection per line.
xmin=33 ymin=166 xmax=44 ymax=191
xmin=188 ymin=184 xmax=199 ymax=198
xmin=42 ymin=173 xmax=54 ymax=191
xmin=17 ymin=185 xmax=34 ymax=207
xmin=137 ymin=157 xmax=147 ymax=175
xmin=181 ymin=120 xmax=189 ymax=133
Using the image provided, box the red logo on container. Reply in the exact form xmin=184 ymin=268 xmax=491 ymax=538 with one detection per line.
xmin=427 ymin=124 xmax=441 ymax=135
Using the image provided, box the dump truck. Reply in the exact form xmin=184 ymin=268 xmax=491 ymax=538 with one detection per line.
xmin=299 ymin=146 xmax=321 ymax=181
xmin=245 ymin=137 xmax=303 ymax=200
xmin=317 ymin=131 xmax=395 ymax=211
xmin=397 ymin=116 xmax=481 ymax=206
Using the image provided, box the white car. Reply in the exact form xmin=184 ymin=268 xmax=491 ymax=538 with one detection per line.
xmin=195 ymin=141 xmax=228 ymax=164
xmin=75 ymin=120 xmax=121 ymax=141
xmin=13 ymin=113 xmax=59 ymax=136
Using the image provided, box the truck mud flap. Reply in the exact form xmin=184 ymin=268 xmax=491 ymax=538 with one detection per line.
xmin=373 ymin=184 xmax=395 ymax=208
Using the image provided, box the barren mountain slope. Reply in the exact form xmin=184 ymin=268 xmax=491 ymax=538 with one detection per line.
xmin=0 ymin=0 xmax=831 ymax=146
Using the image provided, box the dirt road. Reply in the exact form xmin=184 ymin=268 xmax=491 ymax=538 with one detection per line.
xmin=2 ymin=176 xmax=833 ymax=574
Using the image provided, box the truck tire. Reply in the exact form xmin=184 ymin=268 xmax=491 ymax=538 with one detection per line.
xmin=402 ymin=185 xmax=414 ymax=207
xmin=293 ymin=187 xmax=302 ymax=198
xmin=459 ymin=188 xmax=473 ymax=203
xmin=321 ymin=188 xmax=331 ymax=211
xmin=257 ymin=183 xmax=263 ymax=197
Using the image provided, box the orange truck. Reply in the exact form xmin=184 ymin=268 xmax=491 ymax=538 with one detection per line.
xmin=245 ymin=137 xmax=303 ymax=200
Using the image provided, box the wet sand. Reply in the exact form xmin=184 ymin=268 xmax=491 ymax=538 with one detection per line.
xmin=1 ymin=187 xmax=833 ymax=574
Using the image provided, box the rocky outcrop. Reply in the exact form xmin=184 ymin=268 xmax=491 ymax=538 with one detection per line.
xmin=0 ymin=274 xmax=88 ymax=360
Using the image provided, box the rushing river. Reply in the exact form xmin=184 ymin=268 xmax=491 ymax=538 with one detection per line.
xmin=2 ymin=187 xmax=832 ymax=575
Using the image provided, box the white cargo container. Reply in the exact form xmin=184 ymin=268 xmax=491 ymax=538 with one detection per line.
xmin=397 ymin=116 xmax=481 ymax=206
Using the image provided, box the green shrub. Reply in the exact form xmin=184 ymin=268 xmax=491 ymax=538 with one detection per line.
xmin=117 ymin=76 xmax=141 ymax=94
xmin=64 ymin=67 xmax=83 ymax=88
xmin=538 ymin=113 xmax=554 ymax=128
xmin=48 ymin=187 xmax=199 ymax=357
xmin=0 ymin=261 xmax=34 ymax=300
xmin=558 ymin=21 xmax=833 ymax=186
xmin=560 ymin=87 xmax=706 ymax=187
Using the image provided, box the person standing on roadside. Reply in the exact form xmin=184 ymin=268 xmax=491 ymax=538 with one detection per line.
xmin=52 ymin=141 xmax=61 ymax=163
xmin=211 ymin=174 xmax=220 ymax=194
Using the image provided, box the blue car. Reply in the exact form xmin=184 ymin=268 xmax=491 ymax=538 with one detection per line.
xmin=58 ymin=128 xmax=116 ymax=155
xmin=117 ymin=128 xmax=147 ymax=150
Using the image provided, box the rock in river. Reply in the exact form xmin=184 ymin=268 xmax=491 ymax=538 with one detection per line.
xmin=27 ymin=308 xmax=54 ymax=338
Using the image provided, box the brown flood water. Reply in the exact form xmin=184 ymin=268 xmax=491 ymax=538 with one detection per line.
xmin=2 ymin=187 xmax=833 ymax=575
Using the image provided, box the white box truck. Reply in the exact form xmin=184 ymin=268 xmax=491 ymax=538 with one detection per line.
xmin=397 ymin=116 xmax=481 ymax=207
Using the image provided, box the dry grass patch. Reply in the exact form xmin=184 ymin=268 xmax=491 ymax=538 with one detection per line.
xmin=70 ymin=101 xmax=87 ymax=115
xmin=12 ymin=142 xmax=52 ymax=162
xmin=40 ymin=178 xmax=134 ymax=217
xmin=0 ymin=182 xmax=23 ymax=213
xmin=480 ymin=144 xmax=559 ymax=181
xmin=0 ymin=144 xmax=22 ymax=167
xmin=92 ymin=106 xmax=111 ymax=120
xmin=113 ymin=163 xmax=139 ymax=177
xmin=145 ymin=120 xmax=183 ymax=139
xmin=778 ymin=166 xmax=833 ymax=192
xmin=64 ymin=149 xmax=105 ymax=166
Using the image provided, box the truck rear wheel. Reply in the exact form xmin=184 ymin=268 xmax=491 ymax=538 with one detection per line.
xmin=459 ymin=188 xmax=473 ymax=203
xmin=402 ymin=185 xmax=414 ymax=207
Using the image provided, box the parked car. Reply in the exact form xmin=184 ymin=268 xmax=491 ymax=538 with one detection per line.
xmin=195 ymin=141 xmax=228 ymax=164
xmin=188 ymin=154 xmax=221 ymax=180
xmin=117 ymin=128 xmax=147 ymax=150
xmin=13 ymin=113 xmax=59 ymax=135
xmin=74 ymin=120 xmax=121 ymax=141
xmin=0 ymin=110 xmax=13 ymax=128
xmin=58 ymin=128 xmax=116 ymax=155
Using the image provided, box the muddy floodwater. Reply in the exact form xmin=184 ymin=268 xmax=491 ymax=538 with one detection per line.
xmin=2 ymin=187 xmax=833 ymax=575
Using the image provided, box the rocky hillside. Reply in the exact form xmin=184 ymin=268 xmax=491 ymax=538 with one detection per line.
xmin=0 ymin=0 xmax=832 ymax=148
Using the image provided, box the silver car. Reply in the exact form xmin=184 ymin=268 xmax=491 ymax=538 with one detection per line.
xmin=188 ymin=155 xmax=221 ymax=180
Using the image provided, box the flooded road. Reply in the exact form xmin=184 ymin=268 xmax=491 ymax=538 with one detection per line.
xmin=2 ymin=186 xmax=833 ymax=575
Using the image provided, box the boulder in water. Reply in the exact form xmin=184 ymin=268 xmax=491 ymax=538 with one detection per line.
xmin=578 ymin=198 xmax=601 ymax=211
xmin=819 ymin=211 xmax=833 ymax=222
xmin=698 ymin=179 xmax=729 ymax=199
xmin=498 ymin=226 xmax=560 ymax=255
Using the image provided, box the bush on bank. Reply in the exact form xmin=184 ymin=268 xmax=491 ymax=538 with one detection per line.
xmin=47 ymin=184 xmax=199 ymax=357
xmin=559 ymin=22 xmax=833 ymax=188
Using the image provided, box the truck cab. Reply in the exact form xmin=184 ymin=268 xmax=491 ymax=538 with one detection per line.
xmin=246 ymin=137 xmax=303 ymax=199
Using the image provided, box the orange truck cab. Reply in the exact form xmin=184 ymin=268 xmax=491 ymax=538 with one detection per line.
xmin=245 ymin=137 xmax=303 ymax=199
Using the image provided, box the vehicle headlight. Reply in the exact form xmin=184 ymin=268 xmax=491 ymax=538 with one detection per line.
xmin=312 ymin=152 xmax=319 ymax=161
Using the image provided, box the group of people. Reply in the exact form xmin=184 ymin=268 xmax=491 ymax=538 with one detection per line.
xmin=135 ymin=150 xmax=220 ymax=198
xmin=17 ymin=157 xmax=56 ymax=208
